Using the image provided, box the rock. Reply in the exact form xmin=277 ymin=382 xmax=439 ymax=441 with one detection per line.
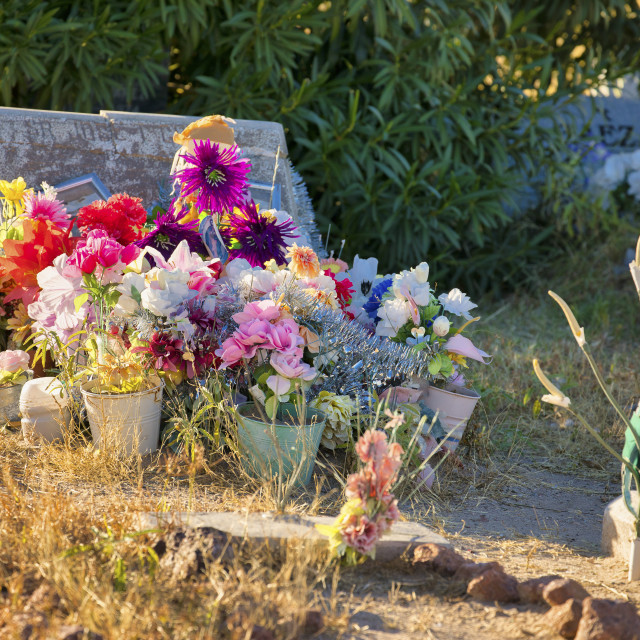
xmin=412 ymin=543 xmax=466 ymax=576
xmin=25 ymin=583 xmax=61 ymax=613
xmin=350 ymin=611 xmax=385 ymax=631
xmin=542 ymin=578 xmax=590 ymax=607
xmin=303 ymin=609 xmax=324 ymax=634
xmin=55 ymin=625 xmax=104 ymax=640
xmin=9 ymin=612 xmax=47 ymax=640
xmin=152 ymin=527 xmax=232 ymax=582
xmin=575 ymin=598 xmax=640 ymax=640
xmin=249 ymin=625 xmax=275 ymax=640
xmin=453 ymin=561 xmax=502 ymax=582
xmin=466 ymin=568 xmax=519 ymax=603
xmin=518 ymin=575 xmax=562 ymax=604
xmin=543 ymin=599 xmax=583 ymax=639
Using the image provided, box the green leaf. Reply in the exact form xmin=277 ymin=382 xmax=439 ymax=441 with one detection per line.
xmin=74 ymin=292 xmax=89 ymax=312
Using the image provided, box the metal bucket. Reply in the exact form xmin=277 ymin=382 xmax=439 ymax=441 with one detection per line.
xmin=81 ymin=380 xmax=164 ymax=455
xmin=235 ymin=402 xmax=326 ymax=486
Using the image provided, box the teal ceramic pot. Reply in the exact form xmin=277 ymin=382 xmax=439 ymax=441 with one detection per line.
xmin=235 ymin=402 xmax=326 ymax=486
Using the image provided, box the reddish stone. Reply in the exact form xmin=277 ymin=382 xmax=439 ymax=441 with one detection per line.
xmin=466 ymin=568 xmax=519 ymax=603
xmin=303 ymin=609 xmax=324 ymax=634
xmin=518 ymin=575 xmax=562 ymax=604
xmin=453 ymin=561 xmax=502 ymax=582
xmin=543 ymin=599 xmax=583 ymax=639
xmin=412 ymin=543 xmax=466 ymax=577
xmin=575 ymin=598 xmax=640 ymax=640
xmin=542 ymin=578 xmax=590 ymax=607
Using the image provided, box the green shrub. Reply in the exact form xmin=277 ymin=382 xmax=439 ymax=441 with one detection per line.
xmin=2 ymin=1 xmax=639 ymax=291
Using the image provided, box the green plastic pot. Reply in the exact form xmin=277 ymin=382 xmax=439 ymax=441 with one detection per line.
xmin=235 ymin=402 xmax=326 ymax=486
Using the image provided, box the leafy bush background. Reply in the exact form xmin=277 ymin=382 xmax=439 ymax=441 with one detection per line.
xmin=2 ymin=0 xmax=639 ymax=292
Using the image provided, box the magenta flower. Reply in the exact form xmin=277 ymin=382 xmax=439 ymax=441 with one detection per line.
xmin=22 ymin=190 xmax=69 ymax=230
xmin=68 ymin=230 xmax=140 ymax=281
xmin=220 ymin=200 xmax=300 ymax=267
xmin=134 ymin=200 xmax=206 ymax=262
xmin=175 ymin=140 xmax=251 ymax=213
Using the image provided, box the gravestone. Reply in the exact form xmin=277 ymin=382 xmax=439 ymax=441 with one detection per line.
xmin=0 ymin=107 xmax=321 ymax=249
xmin=586 ymin=96 xmax=640 ymax=152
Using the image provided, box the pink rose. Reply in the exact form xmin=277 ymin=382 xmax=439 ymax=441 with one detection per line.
xmin=270 ymin=352 xmax=316 ymax=381
xmin=232 ymin=300 xmax=281 ymax=324
xmin=0 ymin=350 xmax=30 ymax=373
xmin=214 ymin=337 xmax=246 ymax=368
xmin=266 ymin=374 xmax=291 ymax=396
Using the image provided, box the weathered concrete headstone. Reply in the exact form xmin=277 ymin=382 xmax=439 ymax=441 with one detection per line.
xmin=0 ymin=107 xmax=320 ymax=248
xmin=138 ymin=511 xmax=449 ymax=563
xmin=587 ymin=97 xmax=640 ymax=152
xmin=601 ymin=491 xmax=639 ymax=561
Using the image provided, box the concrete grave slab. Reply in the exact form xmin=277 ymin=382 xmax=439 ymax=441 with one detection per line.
xmin=138 ymin=511 xmax=449 ymax=563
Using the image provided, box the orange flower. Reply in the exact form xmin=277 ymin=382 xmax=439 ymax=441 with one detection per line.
xmin=0 ymin=218 xmax=74 ymax=305
xmin=286 ymin=244 xmax=320 ymax=279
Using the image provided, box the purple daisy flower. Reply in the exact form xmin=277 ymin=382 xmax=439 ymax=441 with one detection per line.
xmin=175 ymin=140 xmax=251 ymax=213
xmin=220 ymin=200 xmax=300 ymax=267
xmin=135 ymin=200 xmax=206 ymax=264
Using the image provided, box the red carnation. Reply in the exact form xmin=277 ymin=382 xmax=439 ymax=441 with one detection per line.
xmin=76 ymin=193 xmax=147 ymax=245
xmin=324 ymin=269 xmax=355 ymax=311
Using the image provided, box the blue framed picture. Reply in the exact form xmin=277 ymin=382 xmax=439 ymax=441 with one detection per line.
xmin=54 ymin=173 xmax=111 ymax=216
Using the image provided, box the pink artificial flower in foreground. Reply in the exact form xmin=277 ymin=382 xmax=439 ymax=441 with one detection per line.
xmin=0 ymin=350 xmax=30 ymax=372
xmin=443 ymin=333 xmax=491 ymax=364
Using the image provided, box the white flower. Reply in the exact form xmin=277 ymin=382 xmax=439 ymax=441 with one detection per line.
xmin=310 ymin=391 xmax=355 ymax=450
xmin=347 ymin=255 xmax=381 ymax=313
xmin=406 ymin=326 xmax=427 ymax=346
xmin=140 ymin=269 xmax=195 ymax=317
xmin=432 ymin=316 xmax=450 ymax=336
xmin=392 ymin=269 xmax=431 ymax=306
xmin=413 ymin=262 xmax=429 ymax=284
xmin=629 ymin=149 xmax=640 ymax=172
xmin=627 ymin=170 xmax=640 ymax=201
xmin=438 ymin=288 xmax=477 ymax=319
xmin=376 ymin=298 xmax=411 ymax=338
xmin=219 ymin=258 xmax=253 ymax=287
xmin=239 ymin=268 xmax=279 ymax=296
xmin=603 ymin=154 xmax=627 ymax=188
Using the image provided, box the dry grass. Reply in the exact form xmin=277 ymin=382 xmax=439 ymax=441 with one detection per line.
xmin=2 ymin=231 xmax=640 ymax=638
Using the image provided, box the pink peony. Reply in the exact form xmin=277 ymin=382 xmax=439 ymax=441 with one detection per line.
xmin=443 ymin=333 xmax=491 ymax=364
xmin=270 ymin=352 xmax=316 ymax=380
xmin=232 ymin=299 xmax=282 ymax=324
xmin=214 ymin=336 xmax=246 ymax=368
xmin=0 ymin=350 xmax=30 ymax=372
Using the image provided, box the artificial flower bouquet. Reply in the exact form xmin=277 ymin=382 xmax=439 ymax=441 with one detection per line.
xmin=317 ymin=427 xmax=403 ymax=563
xmin=364 ymin=261 xmax=490 ymax=388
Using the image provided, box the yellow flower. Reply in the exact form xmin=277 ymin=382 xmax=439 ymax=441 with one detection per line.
xmin=6 ymin=303 xmax=32 ymax=345
xmin=548 ymin=291 xmax=586 ymax=347
xmin=533 ymin=358 xmax=571 ymax=408
xmin=0 ymin=177 xmax=29 ymax=216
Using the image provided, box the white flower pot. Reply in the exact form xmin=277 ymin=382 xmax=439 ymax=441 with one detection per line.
xmin=0 ymin=370 xmax=33 ymax=425
xmin=20 ymin=377 xmax=70 ymax=442
xmin=81 ymin=381 xmax=163 ymax=455
xmin=421 ymin=384 xmax=480 ymax=452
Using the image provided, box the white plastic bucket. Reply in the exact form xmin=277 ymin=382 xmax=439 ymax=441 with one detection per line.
xmin=20 ymin=377 xmax=70 ymax=442
xmin=422 ymin=385 xmax=480 ymax=452
xmin=81 ymin=381 xmax=163 ymax=455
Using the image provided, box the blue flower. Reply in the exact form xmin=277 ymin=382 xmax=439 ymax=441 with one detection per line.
xmin=363 ymin=278 xmax=393 ymax=322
